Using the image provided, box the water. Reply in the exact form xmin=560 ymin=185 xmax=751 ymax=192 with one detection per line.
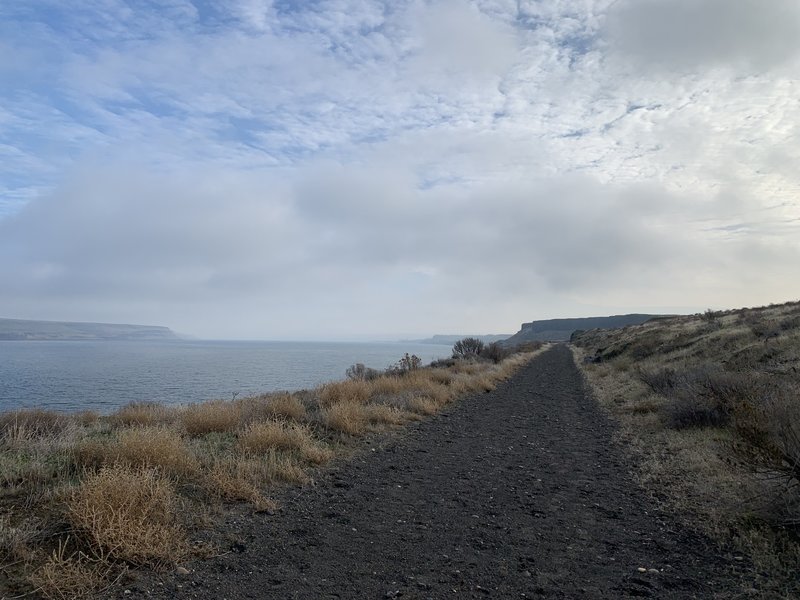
xmin=0 ymin=340 xmax=452 ymax=414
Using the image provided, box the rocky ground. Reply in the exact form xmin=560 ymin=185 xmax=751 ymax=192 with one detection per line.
xmin=109 ymin=345 xmax=755 ymax=599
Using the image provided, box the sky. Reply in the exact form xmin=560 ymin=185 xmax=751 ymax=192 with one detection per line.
xmin=1 ymin=0 xmax=799 ymax=340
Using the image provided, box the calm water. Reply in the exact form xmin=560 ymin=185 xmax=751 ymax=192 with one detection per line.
xmin=0 ymin=340 xmax=452 ymax=414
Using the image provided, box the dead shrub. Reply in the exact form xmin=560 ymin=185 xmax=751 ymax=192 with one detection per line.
xmin=68 ymin=465 xmax=187 ymax=567
xmin=115 ymin=427 xmax=198 ymax=477
xmin=111 ymin=403 xmax=175 ymax=428
xmin=729 ymin=386 xmax=800 ymax=520
xmin=181 ymin=400 xmax=240 ymax=436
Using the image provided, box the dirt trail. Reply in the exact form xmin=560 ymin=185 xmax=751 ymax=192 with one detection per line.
xmin=119 ymin=345 xmax=750 ymax=599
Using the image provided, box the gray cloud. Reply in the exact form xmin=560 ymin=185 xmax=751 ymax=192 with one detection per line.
xmin=606 ymin=0 xmax=800 ymax=73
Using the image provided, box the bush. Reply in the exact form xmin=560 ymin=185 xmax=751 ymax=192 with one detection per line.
xmin=663 ymin=396 xmax=730 ymax=430
xmin=452 ymin=337 xmax=484 ymax=359
xmin=345 ymin=363 xmax=381 ymax=381
xmin=386 ymin=353 xmax=422 ymax=375
xmin=481 ymin=342 xmax=509 ymax=364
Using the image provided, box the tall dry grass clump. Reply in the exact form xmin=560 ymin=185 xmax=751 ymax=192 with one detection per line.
xmin=111 ymin=402 xmax=176 ymax=428
xmin=181 ymin=400 xmax=240 ymax=436
xmin=237 ymin=420 xmax=332 ymax=464
xmin=114 ymin=427 xmax=198 ymax=476
xmin=205 ymin=458 xmax=278 ymax=511
xmin=237 ymin=393 xmax=307 ymax=424
xmin=318 ymin=380 xmax=371 ymax=407
xmin=68 ymin=464 xmax=186 ymax=567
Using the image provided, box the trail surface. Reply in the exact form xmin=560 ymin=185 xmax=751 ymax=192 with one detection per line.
xmin=121 ymin=345 xmax=749 ymax=599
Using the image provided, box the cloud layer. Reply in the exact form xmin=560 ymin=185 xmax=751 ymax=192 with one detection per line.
xmin=1 ymin=0 xmax=799 ymax=338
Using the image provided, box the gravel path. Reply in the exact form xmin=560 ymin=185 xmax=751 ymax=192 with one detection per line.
xmin=120 ymin=345 xmax=750 ymax=599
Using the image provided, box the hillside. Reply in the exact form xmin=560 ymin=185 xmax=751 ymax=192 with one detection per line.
xmin=571 ymin=301 xmax=800 ymax=592
xmin=0 ymin=318 xmax=178 ymax=341
xmin=503 ymin=313 xmax=663 ymax=345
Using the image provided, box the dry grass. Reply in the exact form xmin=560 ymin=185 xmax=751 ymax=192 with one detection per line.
xmin=321 ymin=402 xmax=367 ymax=434
xmin=408 ymin=396 xmax=440 ymax=416
xmin=111 ymin=402 xmax=176 ymax=428
xmin=237 ymin=420 xmax=332 ymax=464
xmin=205 ymin=459 xmax=278 ymax=511
xmin=181 ymin=400 xmax=240 ymax=436
xmin=0 ymin=346 xmax=543 ymax=597
xmin=30 ymin=539 xmax=116 ymax=600
xmin=239 ymin=393 xmax=307 ymax=423
xmin=68 ymin=464 xmax=187 ymax=567
xmin=114 ymin=427 xmax=198 ymax=476
xmin=318 ymin=379 xmax=372 ymax=407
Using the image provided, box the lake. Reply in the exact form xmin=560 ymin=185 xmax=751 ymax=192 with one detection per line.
xmin=0 ymin=340 xmax=452 ymax=414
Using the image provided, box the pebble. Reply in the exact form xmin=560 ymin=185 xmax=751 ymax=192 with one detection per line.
xmin=176 ymin=566 xmax=190 ymax=575
xmin=637 ymin=567 xmax=647 ymax=573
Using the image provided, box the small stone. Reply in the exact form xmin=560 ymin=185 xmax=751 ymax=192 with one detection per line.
xmin=637 ymin=567 xmax=647 ymax=573
xmin=176 ymin=566 xmax=190 ymax=575
xmin=123 ymin=591 xmax=131 ymax=596
xmin=648 ymin=569 xmax=659 ymax=574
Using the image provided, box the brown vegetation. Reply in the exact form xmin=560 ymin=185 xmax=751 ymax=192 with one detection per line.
xmin=572 ymin=300 xmax=800 ymax=594
xmin=0 ymin=345 xmax=544 ymax=598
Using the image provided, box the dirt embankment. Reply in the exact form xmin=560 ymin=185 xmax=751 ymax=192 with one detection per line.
xmin=114 ymin=345 xmax=751 ymax=599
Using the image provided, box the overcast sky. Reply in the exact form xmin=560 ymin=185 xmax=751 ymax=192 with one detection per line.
xmin=1 ymin=0 xmax=799 ymax=340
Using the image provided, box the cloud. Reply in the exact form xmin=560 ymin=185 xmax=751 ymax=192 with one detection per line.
xmin=1 ymin=1 xmax=799 ymax=337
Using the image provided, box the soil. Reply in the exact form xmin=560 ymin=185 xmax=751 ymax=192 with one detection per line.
xmin=110 ymin=345 xmax=755 ymax=599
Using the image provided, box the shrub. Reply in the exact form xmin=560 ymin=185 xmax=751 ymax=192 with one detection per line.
xmin=386 ymin=353 xmax=422 ymax=376
xmin=637 ymin=367 xmax=679 ymax=396
xmin=481 ymin=342 xmax=509 ymax=364
xmin=663 ymin=396 xmax=730 ymax=430
xmin=68 ymin=465 xmax=187 ymax=567
xmin=452 ymin=337 xmax=484 ymax=359
xmin=345 ymin=363 xmax=381 ymax=381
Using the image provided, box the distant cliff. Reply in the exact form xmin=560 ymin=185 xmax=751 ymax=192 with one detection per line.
xmin=0 ymin=318 xmax=179 ymax=341
xmin=503 ymin=314 xmax=664 ymax=345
